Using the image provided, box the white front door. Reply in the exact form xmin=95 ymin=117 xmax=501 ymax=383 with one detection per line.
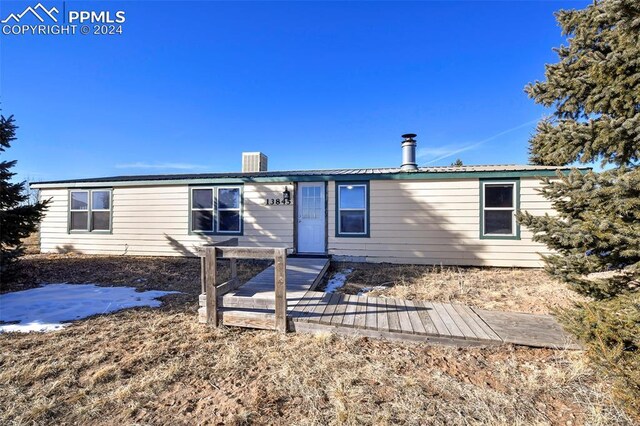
xmin=297 ymin=182 xmax=326 ymax=253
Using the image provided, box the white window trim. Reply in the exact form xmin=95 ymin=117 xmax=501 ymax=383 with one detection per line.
xmin=69 ymin=190 xmax=90 ymax=232
xmin=337 ymin=183 xmax=368 ymax=236
xmin=90 ymin=190 xmax=112 ymax=231
xmin=216 ymin=186 xmax=242 ymax=234
xmin=481 ymin=181 xmax=516 ymax=237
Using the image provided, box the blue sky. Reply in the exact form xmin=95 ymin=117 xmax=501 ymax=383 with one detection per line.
xmin=1 ymin=0 xmax=589 ymax=183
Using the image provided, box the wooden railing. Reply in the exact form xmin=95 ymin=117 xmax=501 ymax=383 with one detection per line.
xmin=199 ymin=239 xmax=289 ymax=333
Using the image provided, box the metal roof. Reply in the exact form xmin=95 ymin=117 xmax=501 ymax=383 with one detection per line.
xmin=31 ymin=164 xmax=589 ymax=186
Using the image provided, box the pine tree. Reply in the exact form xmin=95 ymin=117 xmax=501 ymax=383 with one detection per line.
xmin=517 ymin=0 xmax=640 ymax=300
xmin=450 ymin=158 xmax=464 ymax=167
xmin=518 ymin=3 xmax=640 ymax=415
xmin=0 ymin=115 xmax=49 ymax=281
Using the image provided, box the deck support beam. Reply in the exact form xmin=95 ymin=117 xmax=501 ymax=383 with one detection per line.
xmin=274 ymin=248 xmax=287 ymax=333
xmin=205 ymin=248 xmax=218 ymax=326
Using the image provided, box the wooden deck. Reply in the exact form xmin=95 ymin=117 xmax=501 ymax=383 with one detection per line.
xmin=289 ymin=292 xmax=580 ymax=349
xmin=199 ymin=256 xmax=580 ymax=349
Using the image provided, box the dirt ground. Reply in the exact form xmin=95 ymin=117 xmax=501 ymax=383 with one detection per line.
xmin=0 ymin=254 xmax=633 ymax=425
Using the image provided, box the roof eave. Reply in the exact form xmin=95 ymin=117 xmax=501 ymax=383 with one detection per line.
xmin=30 ymin=167 xmax=592 ymax=189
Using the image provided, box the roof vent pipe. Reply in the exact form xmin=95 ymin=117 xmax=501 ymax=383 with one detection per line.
xmin=400 ymin=133 xmax=418 ymax=171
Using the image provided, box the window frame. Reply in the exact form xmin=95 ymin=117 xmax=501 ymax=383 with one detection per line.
xmin=215 ymin=186 xmax=243 ymax=234
xmin=190 ymin=187 xmax=215 ymax=234
xmin=189 ymin=185 xmax=243 ymax=236
xmin=68 ymin=188 xmax=113 ymax=234
xmin=479 ymin=178 xmax=520 ymax=240
xmin=335 ymin=181 xmax=370 ymax=238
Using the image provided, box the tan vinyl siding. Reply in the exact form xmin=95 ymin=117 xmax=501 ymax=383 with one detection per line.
xmin=39 ymin=183 xmax=293 ymax=256
xmin=328 ymin=178 xmax=551 ymax=267
xmin=39 ymin=176 xmax=553 ymax=267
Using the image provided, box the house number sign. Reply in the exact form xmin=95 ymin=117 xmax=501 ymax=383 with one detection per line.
xmin=264 ymin=187 xmax=292 ymax=206
xmin=264 ymin=198 xmax=292 ymax=206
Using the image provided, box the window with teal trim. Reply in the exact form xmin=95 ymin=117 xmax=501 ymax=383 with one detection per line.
xmin=482 ymin=182 xmax=516 ymax=236
xmin=337 ymin=183 xmax=368 ymax=236
xmin=190 ymin=187 xmax=242 ymax=234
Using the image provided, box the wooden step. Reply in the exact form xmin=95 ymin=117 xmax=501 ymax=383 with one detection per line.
xmin=220 ymin=295 xmax=276 ymax=310
xmin=200 ymin=293 xmax=313 ymax=311
xmin=199 ymin=293 xmax=273 ymax=309
xmin=220 ymin=310 xmax=276 ymax=330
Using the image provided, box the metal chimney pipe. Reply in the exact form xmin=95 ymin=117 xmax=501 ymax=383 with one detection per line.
xmin=400 ymin=133 xmax=418 ymax=171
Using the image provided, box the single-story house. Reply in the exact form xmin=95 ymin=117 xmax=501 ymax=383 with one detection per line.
xmin=31 ymin=134 xmax=587 ymax=267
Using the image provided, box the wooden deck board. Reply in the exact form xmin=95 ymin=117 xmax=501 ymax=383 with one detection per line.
xmin=319 ymin=293 xmax=341 ymax=325
xmin=394 ymin=299 xmax=414 ymax=334
xmin=443 ymin=303 xmax=477 ymax=339
xmin=432 ymin=302 xmax=465 ymax=338
xmin=341 ymin=294 xmax=358 ymax=328
xmin=353 ymin=296 xmax=368 ymax=329
xmin=423 ymin=302 xmax=450 ymax=336
xmin=414 ymin=301 xmax=439 ymax=335
xmin=386 ymin=298 xmax=402 ymax=333
xmin=301 ymin=292 xmax=332 ymax=323
xmin=298 ymin=296 xmax=321 ymax=320
xmin=288 ymin=291 xmax=313 ymax=319
xmin=405 ymin=300 xmax=427 ymax=335
xmin=330 ymin=294 xmax=349 ymax=326
xmin=452 ymin=304 xmax=497 ymax=342
xmin=365 ymin=297 xmax=378 ymax=330
xmin=375 ymin=298 xmax=390 ymax=332
xmin=474 ymin=309 xmax=581 ymax=349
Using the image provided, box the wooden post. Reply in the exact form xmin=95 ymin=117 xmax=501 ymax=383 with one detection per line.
xmin=230 ymin=258 xmax=237 ymax=282
xmin=200 ymin=256 xmax=206 ymax=294
xmin=274 ymin=248 xmax=287 ymax=333
xmin=205 ymin=247 xmax=218 ymax=326
xmin=227 ymin=238 xmax=238 ymax=286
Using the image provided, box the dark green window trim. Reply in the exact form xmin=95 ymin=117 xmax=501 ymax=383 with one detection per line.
xmin=67 ymin=188 xmax=113 ymax=234
xmin=335 ymin=181 xmax=370 ymax=238
xmin=479 ymin=178 xmax=520 ymax=240
xmin=188 ymin=184 xmax=244 ymax=236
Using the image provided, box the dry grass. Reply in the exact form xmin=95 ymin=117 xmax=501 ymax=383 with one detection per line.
xmin=2 ymin=253 xmax=269 ymax=297
xmin=1 ymin=309 xmax=632 ymax=425
xmin=0 ymin=255 xmax=633 ymax=425
xmin=22 ymin=232 xmax=40 ymax=255
xmin=326 ymin=262 xmax=588 ymax=315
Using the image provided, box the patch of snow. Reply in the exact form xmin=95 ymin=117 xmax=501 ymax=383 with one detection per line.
xmin=357 ymin=286 xmax=388 ymax=296
xmin=324 ymin=269 xmax=353 ymax=293
xmin=0 ymin=284 xmax=178 ymax=333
